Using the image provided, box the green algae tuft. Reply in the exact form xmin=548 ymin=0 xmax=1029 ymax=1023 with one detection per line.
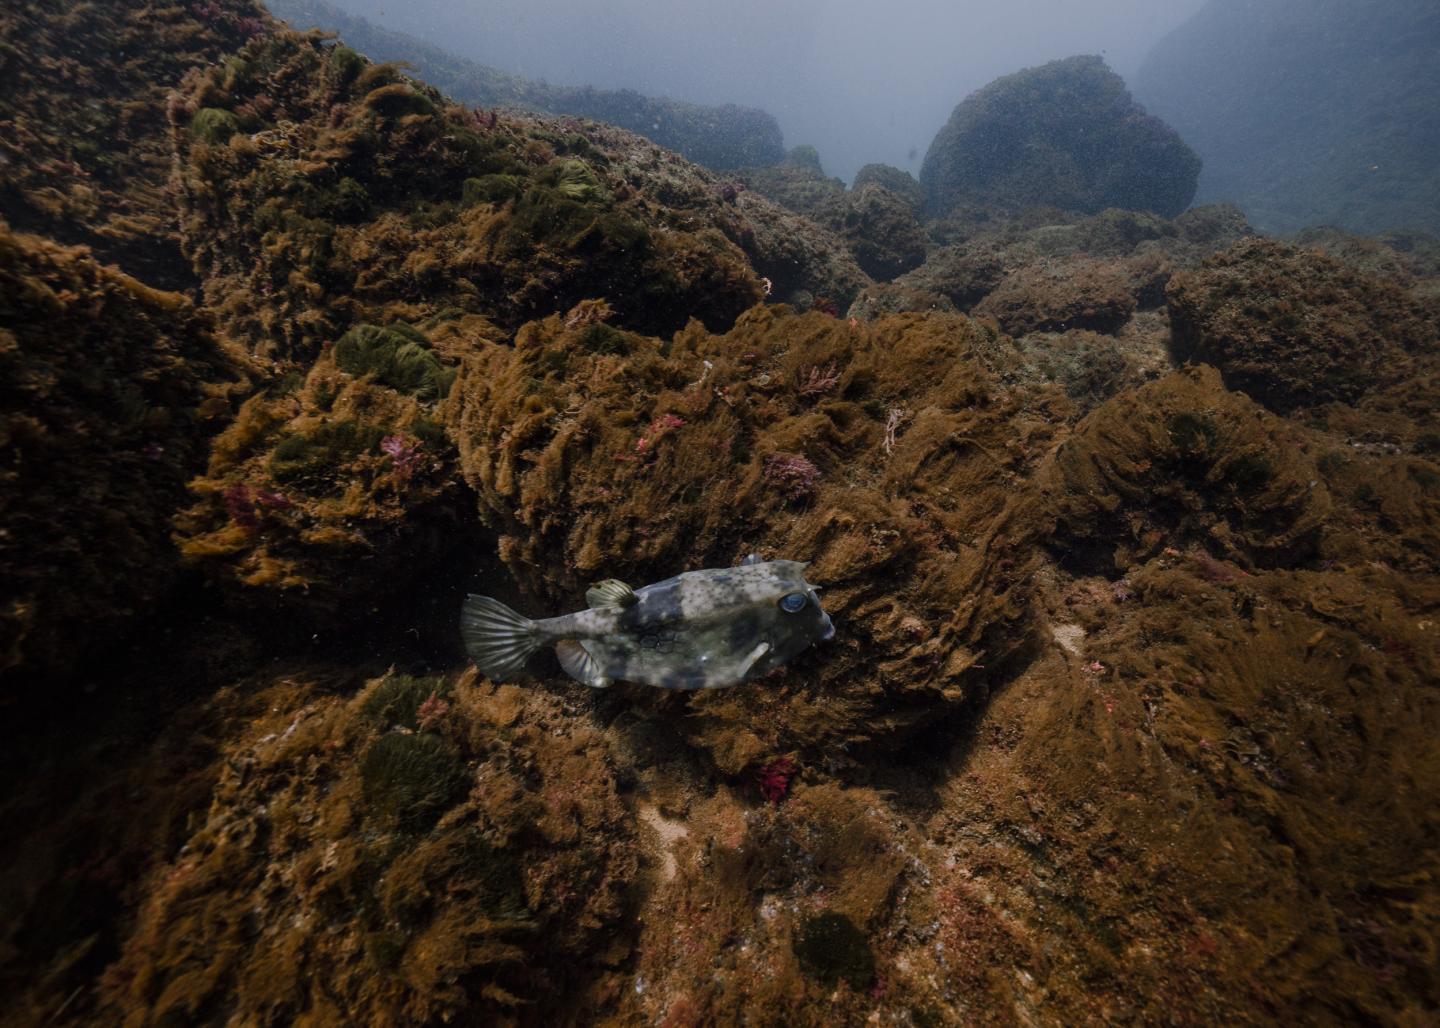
xmin=361 ymin=82 xmax=440 ymax=119
xmin=361 ymin=732 xmax=467 ymax=831
xmin=190 ymin=107 xmax=240 ymax=144
xmin=361 ymin=673 xmax=453 ymax=730
xmin=269 ymin=419 xmax=386 ymax=492
xmin=333 ymin=324 xmax=456 ymax=401
xmin=462 ymin=174 xmax=524 ymax=206
xmin=327 ymin=44 xmax=366 ymax=85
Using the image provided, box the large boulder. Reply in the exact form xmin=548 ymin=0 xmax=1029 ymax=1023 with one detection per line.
xmin=737 ymin=145 xmax=847 ymax=219
xmin=851 ymin=163 xmax=923 ymax=209
xmin=920 ymin=55 xmax=1201 ymax=220
xmin=816 ymin=183 xmax=929 ymax=281
xmin=1167 ymin=238 xmax=1439 ymax=413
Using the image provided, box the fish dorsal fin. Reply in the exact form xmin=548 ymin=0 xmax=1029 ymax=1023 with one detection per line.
xmin=739 ymin=553 xmax=763 ymax=566
xmin=556 ymin=640 xmax=609 ymax=688
xmin=586 ymin=579 xmax=637 ymax=609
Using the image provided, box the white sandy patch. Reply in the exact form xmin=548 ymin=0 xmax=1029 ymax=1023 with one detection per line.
xmin=1051 ymin=623 xmax=1086 ymax=655
xmin=638 ymin=801 xmax=690 ymax=882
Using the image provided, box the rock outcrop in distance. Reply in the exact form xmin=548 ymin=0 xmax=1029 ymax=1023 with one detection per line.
xmin=1135 ymin=0 xmax=1440 ymax=236
xmin=739 ymin=150 xmax=929 ymax=283
xmin=266 ymin=0 xmax=785 ymax=172
xmin=920 ymin=55 xmax=1201 ymax=221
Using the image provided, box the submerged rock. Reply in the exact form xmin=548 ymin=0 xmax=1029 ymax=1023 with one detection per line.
xmin=851 ymin=163 xmax=923 ymax=210
xmin=974 ymin=257 xmax=1137 ymax=335
xmin=899 ymin=204 xmax=1249 ymax=317
xmin=449 ymin=304 xmax=1052 ymax=763
xmin=172 ymin=313 xmax=479 ymax=621
xmin=0 ymin=225 xmax=243 ymax=682
xmin=1167 ymin=237 xmax=1439 ymax=413
xmin=102 ymin=670 xmax=639 ymax=1024
xmin=738 ymin=145 xmax=847 ymax=219
xmin=0 ymin=0 xmax=273 ymax=287
xmin=169 ymin=30 xmax=860 ymax=366
xmin=1042 ymin=365 xmax=1331 ymax=575
xmin=920 ymin=55 xmax=1201 ymax=220
xmin=817 ymin=183 xmax=929 ymax=281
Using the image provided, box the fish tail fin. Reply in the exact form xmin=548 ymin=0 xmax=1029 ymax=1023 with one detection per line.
xmin=461 ymin=595 xmax=542 ymax=681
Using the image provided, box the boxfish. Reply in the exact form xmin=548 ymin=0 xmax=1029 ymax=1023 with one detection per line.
xmin=461 ymin=556 xmax=834 ymax=690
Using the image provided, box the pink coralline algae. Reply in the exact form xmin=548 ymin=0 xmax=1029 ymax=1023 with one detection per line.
xmin=253 ymin=489 xmax=292 ymax=510
xmin=223 ymin=483 xmax=258 ymax=529
xmin=757 ymin=757 xmax=799 ymax=805
xmin=763 ymin=452 xmax=821 ymax=500
xmin=796 ymin=360 xmax=840 ymax=399
xmin=224 ymin=484 xmax=291 ymax=529
xmin=635 ymin=414 xmax=686 ymax=453
xmin=381 ymin=435 xmax=424 ymax=480
xmin=416 ymin=693 xmax=451 ymax=733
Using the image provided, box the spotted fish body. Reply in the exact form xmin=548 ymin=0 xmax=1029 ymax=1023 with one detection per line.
xmin=461 ymin=557 xmax=834 ymax=690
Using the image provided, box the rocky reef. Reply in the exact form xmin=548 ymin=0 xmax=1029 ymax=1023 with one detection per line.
xmin=2 ymin=3 xmax=1439 ymax=1026
xmin=102 ymin=670 xmax=638 ymax=1024
xmin=739 ymin=150 xmax=928 ymax=285
xmin=0 ymin=0 xmax=271 ymax=286
xmin=265 ymin=0 xmax=785 ymax=172
xmin=920 ymin=55 xmax=1201 ymax=221
xmin=737 ymin=144 xmax=848 ymax=220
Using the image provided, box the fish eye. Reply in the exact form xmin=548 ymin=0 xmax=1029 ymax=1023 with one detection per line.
xmin=779 ymin=592 xmax=808 ymax=613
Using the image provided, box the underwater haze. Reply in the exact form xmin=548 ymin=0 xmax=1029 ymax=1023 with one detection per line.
xmin=2 ymin=0 xmax=1439 ymax=1024
xmin=328 ymin=0 xmax=1207 ymax=183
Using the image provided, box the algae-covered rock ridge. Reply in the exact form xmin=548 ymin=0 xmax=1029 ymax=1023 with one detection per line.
xmin=0 ymin=1 xmax=1438 ymax=1026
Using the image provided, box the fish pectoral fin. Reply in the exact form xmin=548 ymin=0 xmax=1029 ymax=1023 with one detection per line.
xmin=556 ymin=640 xmax=610 ymax=689
xmin=736 ymin=641 xmax=771 ymax=679
xmin=585 ymin=579 xmax=637 ymax=609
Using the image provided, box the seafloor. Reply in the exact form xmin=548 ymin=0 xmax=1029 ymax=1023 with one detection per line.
xmin=1 ymin=2 xmax=1437 ymax=1026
